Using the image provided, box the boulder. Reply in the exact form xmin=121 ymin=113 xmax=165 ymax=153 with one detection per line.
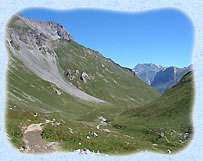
xmin=75 ymin=70 xmax=79 ymax=76
xmin=103 ymin=129 xmax=111 ymax=133
xmin=89 ymin=132 xmax=98 ymax=137
xmin=80 ymin=72 xmax=90 ymax=83
xmin=166 ymin=149 xmax=171 ymax=154
xmin=66 ymin=70 xmax=75 ymax=80
xmin=54 ymin=88 xmax=61 ymax=95
xmin=158 ymin=132 xmax=164 ymax=138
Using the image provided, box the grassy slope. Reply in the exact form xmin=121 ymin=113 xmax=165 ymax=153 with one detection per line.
xmin=5 ymin=51 xmax=156 ymax=154
xmin=112 ymin=71 xmax=194 ymax=153
xmin=6 ymin=44 xmax=194 ymax=155
xmin=54 ymin=40 xmax=160 ymax=106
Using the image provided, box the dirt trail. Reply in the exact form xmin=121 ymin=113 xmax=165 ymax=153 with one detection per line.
xmin=23 ymin=123 xmax=59 ymax=154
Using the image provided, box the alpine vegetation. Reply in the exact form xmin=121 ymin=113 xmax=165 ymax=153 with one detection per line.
xmin=5 ymin=12 xmax=194 ymax=155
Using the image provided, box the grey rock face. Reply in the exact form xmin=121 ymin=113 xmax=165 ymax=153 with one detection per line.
xmin=23 ymin=17 xmax=73 ymax=42
xmin=80 ymin=72 xmax=91 ymax=84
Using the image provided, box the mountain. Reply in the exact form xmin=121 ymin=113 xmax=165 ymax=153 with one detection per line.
xmin=133 ymin=64 xmax=164 ymax=85
xmin=133 ymin=64 xmax=192 ymax=94
xmin=151 ymin=65 xmax=192 ymax=94
xmin=114 ymin=71 xmax=194 ymax=153
xmin=6 ymin=13 xmax=160 ymax=106
xmin=5 ymin=13 xmax=162 ymax=154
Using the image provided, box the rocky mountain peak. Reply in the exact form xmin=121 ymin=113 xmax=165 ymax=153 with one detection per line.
xmin=46 ymin=20 xmax=73 ymax=41
xmin=15 ymin=13 xmax=73 ymax=42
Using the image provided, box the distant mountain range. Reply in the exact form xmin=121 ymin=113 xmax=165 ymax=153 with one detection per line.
xmin=133 ymin=64 xmax=192 ymax=93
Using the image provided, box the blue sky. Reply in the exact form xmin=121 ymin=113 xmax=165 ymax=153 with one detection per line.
xmin=21 ymin=8 xmax=194 ymax=68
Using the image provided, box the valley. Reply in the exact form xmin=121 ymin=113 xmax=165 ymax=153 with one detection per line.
xmin=4 ymin=13 xmax=194 ymax=155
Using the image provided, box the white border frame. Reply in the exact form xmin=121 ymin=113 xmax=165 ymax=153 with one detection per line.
xmin=0 ymin=0 xmax=203 ymax=161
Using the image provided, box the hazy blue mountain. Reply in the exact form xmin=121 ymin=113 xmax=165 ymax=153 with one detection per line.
xmin=151 ymin=65 xmax=192 ymax=93
xmin=133 ymin=64 xmax=192 ymax=93
xmin=133 ymin=64 xmax=164 ymax=85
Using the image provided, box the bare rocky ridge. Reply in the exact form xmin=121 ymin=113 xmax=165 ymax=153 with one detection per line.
xmin=18 ymin=12 xmax=73 ymax=42
xmin=6 ymin=13 xmax=105 ymax=103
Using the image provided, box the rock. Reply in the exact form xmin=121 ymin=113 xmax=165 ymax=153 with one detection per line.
xmin=103 ymin=129 xmax=111 ymax=133
xmin=80 ymin=148 xmax=91 ymax=154
xmin=24 ymin=123 xmax=42 ymax=133
xmin=75 ymin=70 xmax=79 ymax=76
xmin=98 ymin=116 xmax=107 ymax=122
xmin=51 ymin=84 xmax=62 ymax=95
xmin=47 ymin=142 xmax=56 ymax=147
xmin=96 ymin=125 xmax=100 ymax=129
xmin=122 ymin=67 xmax=136 ymax=76
xmin=54 ymin=88 xmax=61 ymax=95
xmin=56 ymin=122 xmax=61 ymax=126
xmin=66 ymin=71 xmax=75 ymax=80
xmin=80 ymin=72 xmax=91 ymax=83
xmin=159 ymin=132 xmax=164 ymax=138
xmin=35 ymin=35 xmax=42 ymax=46
xmin=100 ymin=121 xmax=107 ymax=126
xmin=69 ymin=128 xmax=73 ymax=134
xmin=89 ymin=132 xmax=98 ymax=137
xmin=47 ymin=20 xmax=73 ymax=41
xmin=166 ymin=149 xmax=172 ymax=154
xmin=33 ymin=113 xmax=38 ymax=117
xmin=74 ymin=149 xmax=81 ymax=153
xmin=39 ymin=32 xmax=47 ymax=39
xmin=65 ymin=69 xmax=75 ymax=80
